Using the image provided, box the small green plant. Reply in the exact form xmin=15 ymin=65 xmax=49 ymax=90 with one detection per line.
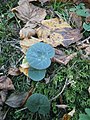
xmin=26 ymin=93 xmax=50 ymax=115
xmin=79 ymin=108 xmax=90 ymax=120
xmin=70 ymin=3 xmax=90 ymax=31
xmin=26 ymin=42 xmax=55 ymax=81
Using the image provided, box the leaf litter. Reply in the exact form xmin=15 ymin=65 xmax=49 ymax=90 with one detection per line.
xmin=2 ymin=0 xmax=90 ymax=119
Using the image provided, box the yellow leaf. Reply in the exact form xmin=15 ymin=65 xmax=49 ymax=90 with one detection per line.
xmin=19 ymin=67 xmax=29 ymax=76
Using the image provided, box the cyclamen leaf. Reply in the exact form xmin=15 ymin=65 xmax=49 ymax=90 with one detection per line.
xmin=83 ymin=22 xmax=90 ymax=31
xmin=79 ymin=114 xmax=90 ymax=120
xmin=85 ymin=108 xmax=90 ymax=117
xmin=26 ymin=93 xmax=50 ymax=115
xmin=28 ymin=67 xmax=46 ymax=81
xmin=26 ymin=42 xmax=55 ymax=69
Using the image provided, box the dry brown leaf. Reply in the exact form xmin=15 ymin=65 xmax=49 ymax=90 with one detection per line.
xmin=0 ymin=76 xmax=15 ymax=90
xmin=52 ymin=49 xmax=77 ymax=65
xmin=37 ymin=18 xmax=83 ymax=47
xmin=20 ymin=37 xmax=42 ymax=53
xmin=69 ymin=12 xmax=82 ymax=29
xmin=18 ymin=0 xmax=37 ymax=5
xmin=12 ymin=2 xmax=46 ymax=23
xmin=0 ymin=90 xmax=8 ymax=104
xmin=62 ymin=114 xmax=71 ymax=120
xmin=20 ymin=22 xmax=36 ymax=39
xmin=19 ymin=67 xmax=29 ymax=76
xmin=8 ymin=67 xmax=21 ymax=76
xmin=68 ymin=108 xmax=75 ymax=117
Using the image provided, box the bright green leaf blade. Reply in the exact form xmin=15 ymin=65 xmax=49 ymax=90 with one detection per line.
xmin=26 ymin=42 xmax=55 ymax=69
xmin=85 ymin=108 xmax=90 ymax=117
xmin=26 ymin=93 xmax=50 ymax=115
xmin=79 ymin=114 xmax=90 ymax=120
xmin=28 ymin=67 xmax=46 ymax=81
xmin=83 ymin=22 xmax=90 ymax=31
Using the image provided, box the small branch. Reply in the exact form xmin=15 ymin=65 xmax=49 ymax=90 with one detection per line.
xmin=50 ymin=78 xmax=68 ymax=101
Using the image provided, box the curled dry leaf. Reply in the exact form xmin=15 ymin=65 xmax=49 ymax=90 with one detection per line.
xmin=0 ymin=76 xmax=15 ymax=90
xmin=68 ymin=108 xmax=75 ymax=117
xmin=37 ymin=18 xmax=83 ymax=47
xmin=19 ymin=67 xmax=29 ymax=76
xmin=62 ymin=108 xmax=75 ymax=120
xmin=52 ymin=49 xmax=77 ymax=65
xmin=12 ymin=2 xmax=46 ymax=23
xmin=8 ymin=67 xmax=21 ymax=76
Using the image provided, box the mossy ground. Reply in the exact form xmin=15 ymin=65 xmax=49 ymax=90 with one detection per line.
xmin=0 ymin=1 xmax=90 ymax=120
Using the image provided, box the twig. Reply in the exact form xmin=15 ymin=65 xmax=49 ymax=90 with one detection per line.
xmin=50 ymin=78 xmax=68 ymax=101
xmin=15 ymin=107 xmax=27 ymax=113
xmin=77 ymin=36 xmax=90 ymax=45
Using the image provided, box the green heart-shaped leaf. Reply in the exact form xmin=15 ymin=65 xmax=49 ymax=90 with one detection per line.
xmin=83 ymin=22 xmax=90 ymax=31
xmin=26 ymin=93 xmax=50 ymax=115
xmin=28 ymin=67 xmax=46 ymax=81
xmin=26 ymin=42 xmax=55 ymax=69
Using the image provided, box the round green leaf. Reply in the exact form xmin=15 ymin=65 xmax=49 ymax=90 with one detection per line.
xmin=28 ymin=67 xmax=46 ymax=81
xmin=83 ymin=22 xmax=90 ymax=31
xmin=26 ymin=93 xmax=50 ymax=115
xmin=76 ymin=9 xmax=90 ymax=17
xmin=26 ymin=42 xmax=55 ymax=69
xmin=79 ymin=114 xmax=90 ymax=120
xmin=85 ymin=108 xmax=90 ymax=117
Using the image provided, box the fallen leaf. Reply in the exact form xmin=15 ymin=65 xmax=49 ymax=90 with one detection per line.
xmin=5 ymin=92 xmax=28 ymax=108
xmin=12 ymin=2 xmax=46 ymax=23
xmin=18 ymin=0 xmax=50 ymax=5
xmin=0 ymin=107 xmax=5 ymax=120
xmin=62 ymin=114 xmax=71 ymax=120
xmin=85 ymin=46 xmax=90 ymax=56
xmin=8 ymin=67 xmax=21 ymax=76
xmin=20 ymin=22 xmax=36 ymax=39
xmin=69 ymin=12 xmax=82 ymax=29
xmin=68 ymin=108 xmax=75 ymax=117
xmin=52 ymin=49 xmax=77 ymax=65
xmin=19 ymin=67 xmax=29 ymax=76
xmin=37 ymin=18 xmax=83 ymax=47
xmin=0 ymin=90 xmax=8 ymax=105
xmin=20 ymin=37 xmax=42 ymax=53
xmin=0 ymin=76 xmax=15 ymax=90
xmin=56 ymin=104 xmax=68 ymax=109
xmin=20 ymin=57 xmax=30 ymax=68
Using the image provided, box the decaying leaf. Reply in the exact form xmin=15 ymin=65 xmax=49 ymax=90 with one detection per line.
xmin=19 ymin=67 xmax=29 ymax=76
xmin=62 ymin=108 xmax=75 ymax=120
xmin=68 ymin=108 xmax=75 ymax=117
xmin=56 ymin=104 xmax=68 ymax=109
xmin=37 ymin=18 xmax=83 ymax=47
xmin=0 ymin=90 xmax=8 ymax=105
xmin=0 ymin=107 xmax=5 ymax=120
xmin=0 ymin=76 xmax=15 ymax=90
xmin=69 ymin=12 xmax=82 ymax=29
xmin=62 ymin=114 xmax=71 ymax=120
xmin=5 ymin=92 xmax=28 ymax=108
xmin=20 ymin=37 xmax=42 ymax=53
xmin=12 ymin=2 xmax=46 ymax=23
xmin=5 ymin=87 xmax=34 ymax=108
xmin=8 ymin=67 xmax=21 ymax=76
xmin=52 ymin=49 xmax=77 ymax=65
